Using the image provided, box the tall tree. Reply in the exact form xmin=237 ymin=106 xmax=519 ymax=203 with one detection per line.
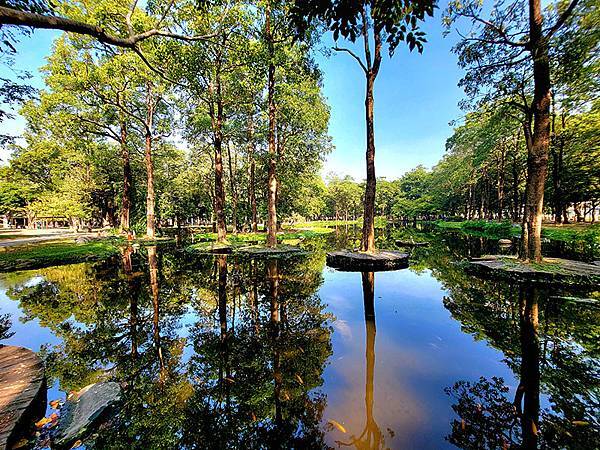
xmin=445 ymin=0 xmax=583 ymax=261
xmin=291 ymin=0 xmax=435 ymax=252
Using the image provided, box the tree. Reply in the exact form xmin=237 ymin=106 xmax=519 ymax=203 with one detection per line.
xmin=445 ymin=0 xmax=583 ymax=261
xmin=291 ymin=0 xmax=435 ymax=252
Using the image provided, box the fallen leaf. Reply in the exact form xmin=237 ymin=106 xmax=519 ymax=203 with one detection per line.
xmin=70 ymin=440 xmax=83 ymax=449
xmin=35 ymin=417 xmax=52 ymax=428
xmin=295 ymin=374 xmax=304 ymax=385
xmin=572 ymin=420 xmax=589 ymax=426
xmin=328 ymin=419 xmax=347 ymax=434
xmin=49 ymin=400 xmax=61 ymax=409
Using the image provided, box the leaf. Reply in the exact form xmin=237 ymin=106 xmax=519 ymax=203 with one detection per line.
xmin=295 ymin=373 xmax=304 ymax=385
xmin=49 ymin=399 xmax=61 ymax=409
xmin=70 ymin=440 xmax=83 ymax=449
xmin=35 ymin=417 xmax=52 ymax=428
xmin=328 ymin=419 xmax=347 ymax=433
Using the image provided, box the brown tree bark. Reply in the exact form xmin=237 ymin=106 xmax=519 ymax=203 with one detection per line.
xmin=145 ymin=133 xmax=156 ymax=239
xmin=359 ymin=8 xmax=382 ymax=253
xmin=226 ymin=142 xmax=238 ymax=233
xmin=119 ymin=121 xmax=132 ymax=232
xmin=520 ymin=0 xmax=552 ymax=262
xmin=247 ymin=112 xmax=258 ymax=232
xmin=265 ymin=0 xmax=278 ymax=248
xmin=209 ymin=62 xmax=228 ymax=243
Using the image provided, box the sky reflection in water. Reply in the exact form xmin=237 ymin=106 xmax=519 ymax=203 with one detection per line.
xmin=0 ymin=229 xmax=597 ymax=449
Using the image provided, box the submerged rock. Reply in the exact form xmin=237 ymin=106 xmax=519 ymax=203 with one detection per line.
xmin=54 ymin=382 xmax=121 ymax=448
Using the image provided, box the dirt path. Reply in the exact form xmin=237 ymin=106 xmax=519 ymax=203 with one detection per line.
xmin=0 ymin=230 xmax=98 ymax=248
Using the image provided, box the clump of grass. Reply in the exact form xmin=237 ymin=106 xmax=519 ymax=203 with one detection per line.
xmin=435 ymin=220 xmax=516 ymax=237
xmin=0 ymin=240 xmax=120 ymax=272
xmin=0 ymin=234 xmax=20 ymax=241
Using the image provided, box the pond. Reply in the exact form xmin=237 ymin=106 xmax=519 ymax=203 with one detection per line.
xmin=0 ymin=227 xmax=598 ymax=449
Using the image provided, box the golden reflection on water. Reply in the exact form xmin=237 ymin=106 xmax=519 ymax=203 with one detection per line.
xmin=325 ymin=271 xmax=426 ymax=449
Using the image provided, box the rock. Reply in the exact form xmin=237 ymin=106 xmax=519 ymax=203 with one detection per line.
xmin=53 ymin=382 xmax=121 ymax=448
xmin=0 ymin=346 xmax=46 ymax=450
xmin=74 ymin=236 xmax=91 ymax=244
xmin=326 ymin=250 xmax=409 ymax=271
xmin=498 ymin=239 xmax=512 ymax=245
xmin=468 ymin=255 xmax=600 ymax=286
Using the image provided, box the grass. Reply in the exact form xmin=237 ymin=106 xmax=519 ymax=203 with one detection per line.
xmin=0 ymin=240 xmax=120 ymax=272
xmin=435 ymin=220 xmax=600 ymax=246
xmin=0 ymin=234 xmax=20 ymax=240
xmin=193 ymin=229 xmax=332 ymax=245
xmin=434 ymin=220 xmax=517 ymax=238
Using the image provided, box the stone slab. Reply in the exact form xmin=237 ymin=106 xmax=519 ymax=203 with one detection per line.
xmin=0 ymin=345 xmax=46 ymax=450
xmin=326 ymin=250 xmax=409 ymax=271
xmin=468 ymin=255 xmax=600 ymax=285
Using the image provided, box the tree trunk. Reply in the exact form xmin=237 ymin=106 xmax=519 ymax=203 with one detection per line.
xmin=145 ymin=131 xmax=156 ymax=239
xmin=265 ymin=0 xmax=278 ymax=248
xmin=212 ymin=72 xmax=228 ymax=243
xmin=361 ymin=71 xmax=377 ymax=253
xmin=119 ymin=121 xmax=132 ymax=232
xmin=226 ymin=142 xmax=238 ymax=233
xmin=144 ymin=84 xmax=156 ymax=239
xmin=521 ymin=0 xmax=551 ymax=262
xmin=247 ymin=112 xmax=258 ymax=232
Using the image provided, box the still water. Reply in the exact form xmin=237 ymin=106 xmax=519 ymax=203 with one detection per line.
xmin=0 ymin=227 xmax=598 ymax=449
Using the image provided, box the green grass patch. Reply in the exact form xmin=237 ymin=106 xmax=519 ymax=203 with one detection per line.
xmin=0 ymin=240 xmax=120 ymax=272
xmin=293 ymin=220 xmax=358 ymax=229
xmin=434 ymin=220 xmax=517 ymax=237
xmin=0 ymin=234 xmax=20 ymax=240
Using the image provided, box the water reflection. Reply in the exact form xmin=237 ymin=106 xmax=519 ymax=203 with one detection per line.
xmin=445 ymin=279 xmax=599 ymax=449
xmin=0 ymin=227 xmax=598 ymax=448
xmin=335 ymin=271 xmax=385 ymax=449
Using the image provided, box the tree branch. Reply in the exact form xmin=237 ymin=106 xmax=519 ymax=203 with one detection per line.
xmin=0 ymin=6 xmax=215 ymax=49
xmin=546 ymin=0 xmax=580 ymax=38
xmin=333 ymin=46 xmax=367 ymax=74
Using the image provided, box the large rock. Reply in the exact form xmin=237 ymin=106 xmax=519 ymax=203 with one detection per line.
xmin=53 ymin=382 xmax=121 ymax=448
xmin=0 ymin=346 xmax=46 ymax=450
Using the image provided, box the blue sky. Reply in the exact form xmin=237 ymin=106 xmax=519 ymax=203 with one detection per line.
xmin=0 ymin=4 xmax=465 ymax=180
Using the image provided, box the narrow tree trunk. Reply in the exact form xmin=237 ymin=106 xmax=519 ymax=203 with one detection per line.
xmin=226 ymin=142 xmax=238 ymax=233
xmin=265 ymin=0 xmax=278 ymax=248
xmin=247 ymin=112 xmax=258 ymax=232
xmin=521 ymin=0 xmax=551 ymax=262
xmin=211 ymin=68 xmax=228 ymax=243
xmin=361 ymin=71 xmax=377 ymax=253
xmin=145 ymin=132 xmax=156 ymax=239
xmin=119 ymin=121 xmax=132 ymax=232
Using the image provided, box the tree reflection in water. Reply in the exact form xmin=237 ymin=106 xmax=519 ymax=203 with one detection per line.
xmin=445 ymin=280 xmax=599 ymax=449
xmin=4 ymin=248 xmax=333 ymax=448
xmin=335 ymin=271 xmax=386 ymax=450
